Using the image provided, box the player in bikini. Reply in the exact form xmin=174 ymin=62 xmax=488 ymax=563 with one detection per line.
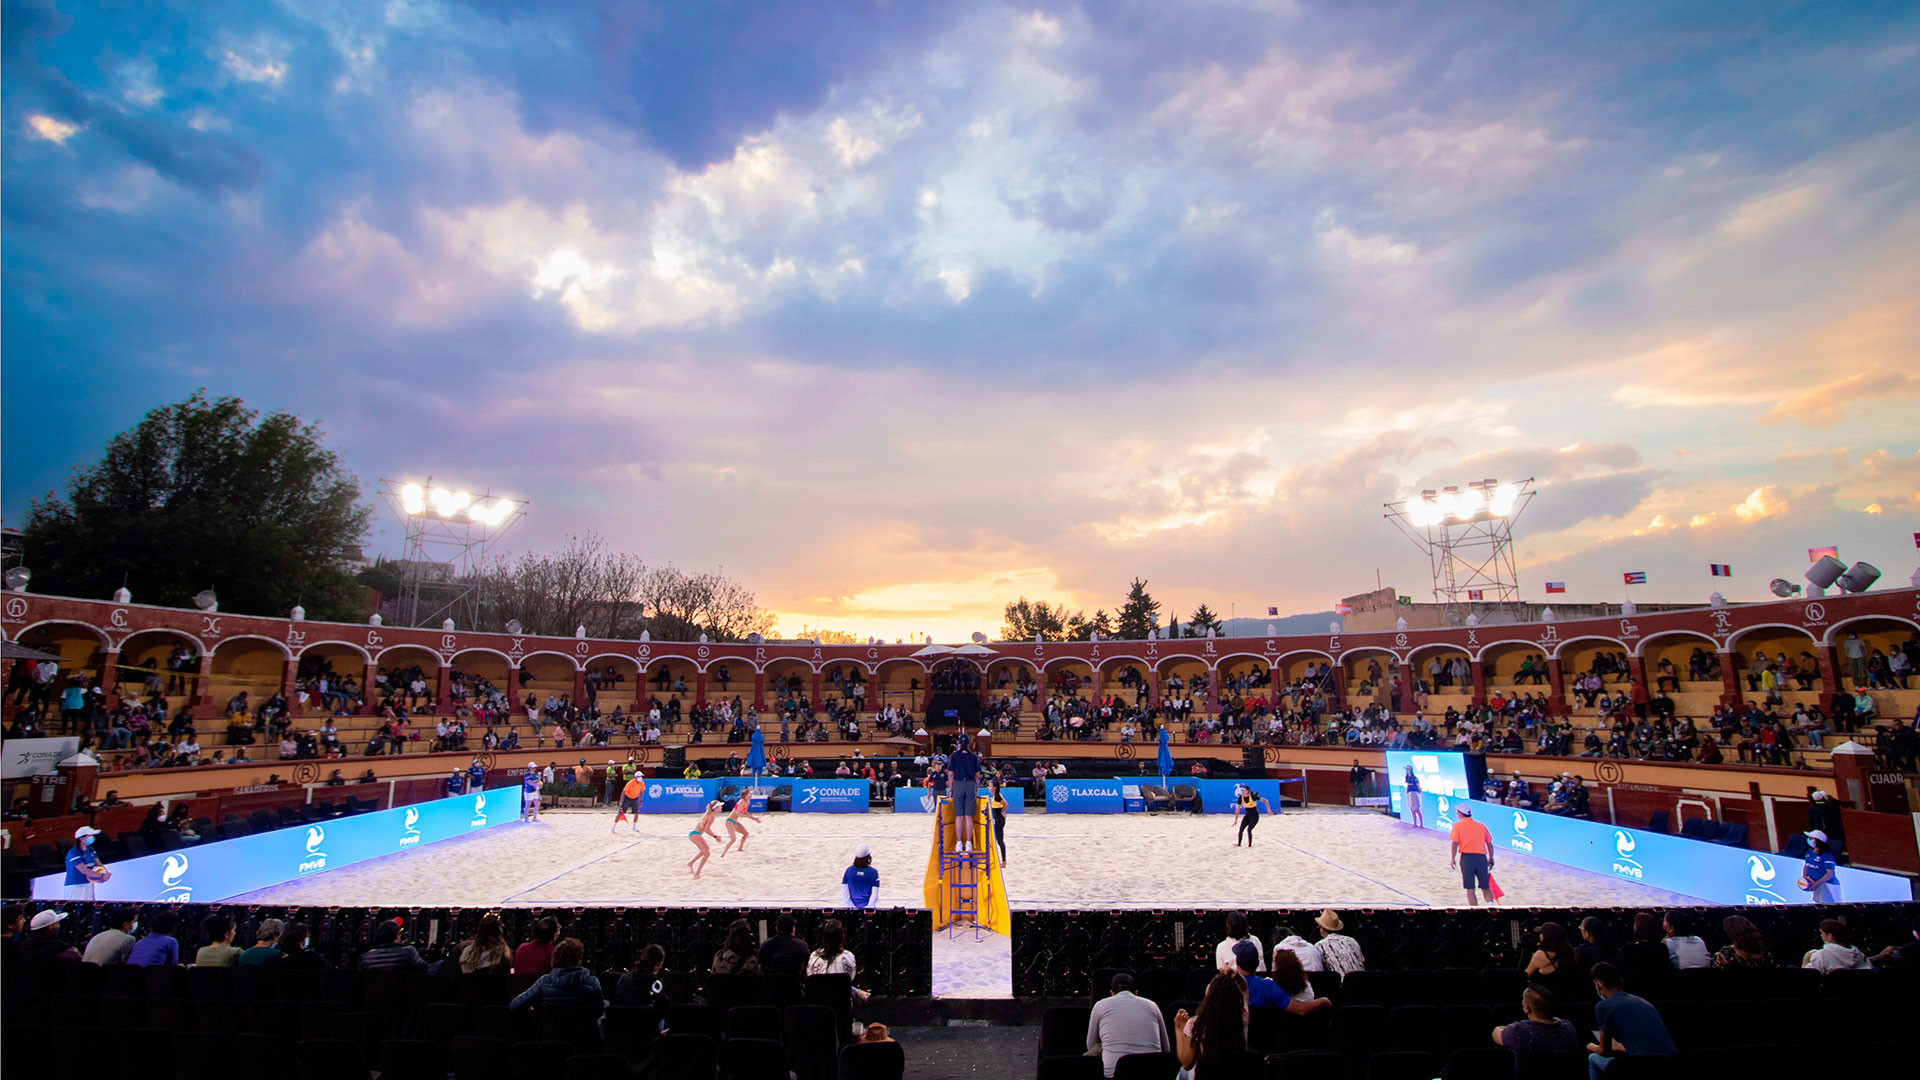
xmin=687 ymin=799 xmax=724 ymax=879
xmin=718 ymin=792 xmax=763 ymax=857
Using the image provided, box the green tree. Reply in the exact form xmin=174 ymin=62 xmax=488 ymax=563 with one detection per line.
xmin=1166 ymin=611 xmax=1180 ymax=639
xmin=1188 ymin=603 xmax=1223 ymax=637
xmin=21 ymin=392 xmax=372 ymax=620
xmin=1115 ymin=577 xmax=1161 ymax=639
xmin=1001 ymin=597 xmax=1076 ymax=641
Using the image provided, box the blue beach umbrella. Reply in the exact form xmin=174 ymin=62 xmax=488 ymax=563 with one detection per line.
xmin=1157 ymin=723 xmax=1173 ymax=785
xmin=745 ymin=724 xmax=767 ymax=780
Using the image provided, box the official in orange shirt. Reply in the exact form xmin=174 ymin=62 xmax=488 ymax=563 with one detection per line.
xmin=1448 ymin=806 xmax=1497 ymax=907
xmin=612 ymin=771 xmax=645 ymax=834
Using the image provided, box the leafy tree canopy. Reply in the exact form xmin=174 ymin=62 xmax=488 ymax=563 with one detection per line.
xmin=22 ymin=392 xmax=372 ymax=621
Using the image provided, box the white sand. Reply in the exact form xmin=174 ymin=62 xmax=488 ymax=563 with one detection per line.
xmin=222 ymin=806 xmax=1708 ymax=911
xmin=932 ymin=931 xmax=1014 ymax=998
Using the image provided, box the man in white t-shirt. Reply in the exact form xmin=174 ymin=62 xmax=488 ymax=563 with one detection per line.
xmin=1273 ymin=924 xmax=1325 ymax=972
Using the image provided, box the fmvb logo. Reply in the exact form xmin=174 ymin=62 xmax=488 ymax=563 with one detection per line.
xmin=298 ymin=825 xmax=329 ymax=875
xmin=1435 ymin=796 xmax=1453 ymax=827
xmin=1744 ymin=854 xmax=1787 ymax=905
xmin=1611 ymin=830 xmax=1644 ymax=879
xmin=160 ymin=854 xmax=192 ymax=902
xmin=399 ymin=807 xmax=422 ymax=848
xmin=469 ymin=793 xmax=488 ymax=828
xmin=1510 ymin=811 xmax=1534 ymax=853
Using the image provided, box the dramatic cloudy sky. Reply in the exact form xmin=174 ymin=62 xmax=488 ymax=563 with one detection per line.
xmin=4 ymin=0 xmax=1917 ymax=640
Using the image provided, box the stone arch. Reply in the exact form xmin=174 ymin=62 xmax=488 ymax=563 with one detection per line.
xmin=1042 ymin=655 xmax=1096 ymax=700
xmin=581 ymin=652 xmax=641 ymax=703
xmin=1476 ymin=638 xmax=1550 ymax=687
xmin=1407 ymin=642 xmax=1473 ymax=696
xmin=519 ymin=651 xmax=582 ymax=702
xmin=451 ymin=648 xmax=513 ymax=704
xmin=300 ymin=639 xmax=371 ymax=665
xmin=873 ymin=657 xmax=928 ymax=710
xmin=1339 ymin=647 xmax=1396 ymax=706
xmin=114 ymin=627 xmax=207 ymax=704
xmin=1154 ymin=654 xmax=1209 ymax=707
xmin=208 ymin=636 xmax=291 ymax=710
xmin=1824 ymin=615 xmax=1919 ymax=691
xmin=1637 ymin=631 xmax=1722 ymax=690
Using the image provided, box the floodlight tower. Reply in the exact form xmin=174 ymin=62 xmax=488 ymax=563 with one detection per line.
xmin=1383 ymin=477 xmax=1535 ymax=619
xmin=379 ymin=478 xmax=526 ymax=628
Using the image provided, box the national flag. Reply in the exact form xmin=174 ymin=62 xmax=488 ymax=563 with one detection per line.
xmin=1544 ymin=582 xmax=1566 ymax=594
xmin=1623 ymin=571 xmax=1647 ymax=585
xmin=1466 ymin=589 xmax=1484 ymax=600
xmin=1808 ymin=546 xmax=1839 ymax=561
xmin=1396 ymin=595 xmax=1412 ymax=605
xmin=1334 ymin=602 xmax=1352 ymax=614
xmin=1267 ymin=606 xmax=1278 ymax=616
xmin=1709 ymin=564 xmax=1731 ymax=577
xmin=1912 ymin=531 xmax=1918 ymax=549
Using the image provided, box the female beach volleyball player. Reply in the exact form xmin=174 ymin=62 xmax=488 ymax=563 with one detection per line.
xmin=1233 ymin=785 xmax=1271 ymax=847
xmin=687 ymin=800 xmax=723 ymax=879
xmin=719 ymin=793 xmax=763 ymax=857
xmin=988 ymin=779 xmax=1008 ymax=864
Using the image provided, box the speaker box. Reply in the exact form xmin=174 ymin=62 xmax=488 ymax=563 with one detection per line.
xmin=1241 ymin=746 xmax=1265 ymax=772
xmin=662 ymin=745 xmax=686 ymax=770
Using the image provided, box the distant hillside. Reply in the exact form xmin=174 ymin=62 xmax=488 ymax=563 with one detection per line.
xmin=1219 ymin=612 xmax=1338 ymax=638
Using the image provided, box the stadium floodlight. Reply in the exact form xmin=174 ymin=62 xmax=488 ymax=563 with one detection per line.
xmin=1805 ymin=555 xmax=1846 ymax=590
xmin=1385 ymin=476 xmax=1536 ymax=617
xmin=1836 ymin=561 xmax=1881 ymax=594
xmin=192 ymin=590 xmax=218 ymax=611
xmin=4 ymin=566 xmax=29 ymax=592
xmin=380 ymin=478 xmax=527 ymax=628
xmin=1769 ymin=578 xmax=1802 ymax=598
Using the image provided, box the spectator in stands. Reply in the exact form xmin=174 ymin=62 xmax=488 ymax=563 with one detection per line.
xmin=515 ymin=916 xmax=559 ymax=975
xmin=1174 ymin=973 xmax=1248 ymax=1075
xmin=1576 ymin=918 xmax=1620 ymax=973
xmin=238 ymin=918 xmax=286 ymax=967
xmin=1493 ymin=984 xmax=1580 ymax=1076
xmin=1806 ymin=791 xmax=1847 ymax=862
xmin=360 ymin=919 xmax=427 ymax=971
xmin=510 ymin=937 xmax=604 ymax=1014
xmin=1618 ymin=914 xmax=1673 ymax=981
xmin=1313 ymin=910 xmax=1365 ymax=976
xmin=1871 ymin=914 xmax=1920 ymax=969
xmin=1231 ymin=941 xmax=1328 ymax=1015
xmin=1268 ymin=947 xmax=1315 ymax=1002
xmin=807 ymin=918 xmax=867 ymax=1004
xmin=1086 ymin=972 xmax=1170 ymax=1077
xmin=1585 ymin=962 xmax=1675 ymax=1077
xmin=1801 ymin=919 xmax=1872 ymax=972
xmin=711 ymin=918 xmax=762 ymax=975
xmin=278 ymin=922 xmax=327 ymax=969
xmin=1711 ymin=915 xmax=1773 ymax=969
xmin=194 ymin=915 xmax=243 ymax=967
xmin=127 ymin=908 xmax=180 ymax=966
xmin=458 ymin=914 xmax=511 ymax=975
xmin=1661 ymin=912 xmax=1710 ymax=969
xmin=1215 ymin=911 xmax=1265 ymax=972
xmin=614 ymin=943 xmax=670 ymax=1011
xmin=20 ymin=910 xmax=79 ymax=967
xmin=1272 ymin=924 xmax=1324 ymax=972
xmin=1524 ymin=923 xmax=1585 ymax=1003
xmin=758 ymin=913 xmax=809 ymax=975
xmin=82 ymin=907 xmax=138 ymax=965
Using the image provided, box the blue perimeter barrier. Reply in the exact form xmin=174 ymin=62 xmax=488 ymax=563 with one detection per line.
xmin=32 ymin=787 xmax=526 ymax=903
xmin=638 ymin=777 xmax=871 ymax=813
xmin=893 ymin=786 xmax=1027 ymax=813
xmin=1405 ymin=791 xmax=1913 ymax=906
xmin=1043 ymin=778 xmax=1299 ymax=813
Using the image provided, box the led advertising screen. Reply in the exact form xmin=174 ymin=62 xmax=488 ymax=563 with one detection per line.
xmin=33 ymin=786 xmax=525 ymax=903
xmin=1402 ymin=791 xmax=1912 ymax=906
xmin=1383 ymin=750 xmax=1473 ymax=817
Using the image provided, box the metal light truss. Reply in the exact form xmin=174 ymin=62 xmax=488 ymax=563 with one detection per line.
xmin=378 ymin=478 xmax=526 ymax=628
xmin=1383 ymin=477 xmax=1536 ymax=619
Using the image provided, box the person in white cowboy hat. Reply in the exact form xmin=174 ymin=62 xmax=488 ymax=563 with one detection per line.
xmin=1314 ymin=910 xmax=1366 ymax=976
xmin=64 ymin=826 xmax=110 ymax=900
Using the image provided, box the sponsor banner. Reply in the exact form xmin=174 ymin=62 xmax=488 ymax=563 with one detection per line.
xmin=791 ymin=778 xmax=870 ymax=813
xmin=30 ymin=787 xmax=524 ymax=903
xmin=892 ymin=786 xmax=1027 ymax=814
xmin=3 ymin=736 xmax=80 ymax=779
xmin=638 ymin=779 xmax=721 ymax=813
xmin=1402 ymin=793 xmax=1911 ymax=906
xmin=1170 ymin=778 xmax=1286 ymax=814
xmin=1045 ymin=779 xmax=1127 ymax=813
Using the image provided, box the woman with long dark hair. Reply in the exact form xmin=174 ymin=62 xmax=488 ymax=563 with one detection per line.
xmin=1712 ymin=915 xmax=1774 ymax=970
xmin=711 ymin=918 xmax=761 ymax=974
xmin=1174 ymin=973 xmax=1247 ymax=1077
xmin=1524 ymin=922 xmax=1583 ymax=1001
xmin=459 ymin=913 xmax=511 ymax=975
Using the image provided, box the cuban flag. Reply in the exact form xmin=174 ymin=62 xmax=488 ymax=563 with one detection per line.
xmin=1709 ymin=564 xmax=1732 ymax=577
xmin=1623 ymin=571 xmax=1647 ymax=585
xmin=1544 ymin=582 xmax=1566 ymax=594
xmin=1466 ymin=589 xmax=1484 ymax=600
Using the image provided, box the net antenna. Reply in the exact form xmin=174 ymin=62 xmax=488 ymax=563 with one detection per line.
xmin=379 ymin=478 xmax=527 ymax=628
xmin=1383 ymin=477 xmax=1535 ymax=621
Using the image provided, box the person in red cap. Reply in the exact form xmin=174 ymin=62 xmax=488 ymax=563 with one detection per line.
xmin=1448 ymin=806 xmax=1497 ymax=907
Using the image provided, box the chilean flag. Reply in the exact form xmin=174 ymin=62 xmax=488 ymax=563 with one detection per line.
xmin=1544 ymin=582 xmax=1566 ymax=594
xmin=1709 ymin=564 xmax=1732 ymax=577
xmin=1623 ymin=571 xmax=1647 ymax=585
